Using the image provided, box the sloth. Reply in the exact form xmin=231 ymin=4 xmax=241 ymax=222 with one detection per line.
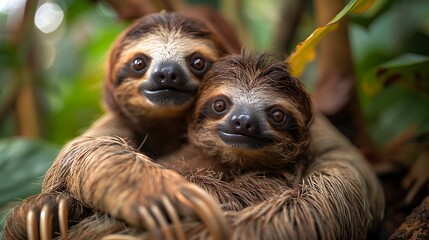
xmin=45 ymin=50 xmax=384 ymax=240
xmin=2 ymin=12 xmax=235 ymax=240
xmin=158 ymin=49 xmax=313 ymax=210
xmin=175 ymin=51 xmax=384 ymax=239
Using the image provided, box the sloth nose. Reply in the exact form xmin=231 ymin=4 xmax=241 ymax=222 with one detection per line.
xmin=151 ymin=62 xmax=186 ymax=88
xmin=230 ymin=110 xmax=260 ymax=136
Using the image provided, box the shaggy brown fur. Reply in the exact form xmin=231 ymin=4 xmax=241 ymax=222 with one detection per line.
xmin=2 ymin=12 xmax=233 ymax=240
xmin=35 ymin=51 xmax=384 ymax=240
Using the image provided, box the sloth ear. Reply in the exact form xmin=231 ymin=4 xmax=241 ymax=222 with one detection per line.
xmin=103 ymin=82 xmax=118 ymax=112
xmin=103 ymin=56 xmax=118 ymax=112
xmin=102 ymin=25 xmax=131 ymax=113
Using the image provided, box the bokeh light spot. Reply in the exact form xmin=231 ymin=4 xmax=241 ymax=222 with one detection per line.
xmin=34 ymin=2 xmax=64 ymax=34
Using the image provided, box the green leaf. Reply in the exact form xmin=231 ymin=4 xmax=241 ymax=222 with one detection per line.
xmin=363 ymin=86 xmax=429 ymax=147
xmin=361 ymin=54 xmax=429 ymax=96
xmin=287 ymin=0 xmax=375 ymax=77
xmin=0 ymin=138 xmax=60 ymax=224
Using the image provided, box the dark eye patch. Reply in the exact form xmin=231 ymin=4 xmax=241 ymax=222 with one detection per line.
xmin=213 ymin=99 xmax=227 ymax=113
xmin=270 ymin=109 xmax=286 ymax=124
xmin=132 ymin=57 xmax=147 ymax=72
xmin=195 ymin=100 xmax=212 ymax=126
xmin=114 ymin=54 xmax=152 ymax=87
xmin=186 ymin=53 xmax=212 ymax=78
xmin=195 ymin=95 xmax=230 ymax=125
xmin=115 ymin=64 xmax=129 ymax=87
xmin=265 ymin=107 xmax=298 ymax=131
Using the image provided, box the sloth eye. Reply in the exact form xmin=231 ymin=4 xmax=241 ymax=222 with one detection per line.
xmin=270 ymin=110 xmax=285 ymax=123
xmin=133 ymin=58 xmax=146 ymax=71
xmin=267 ymin=109 xmax=289 ymax=127
xmin=210 ymin=96 xmax=230 ymax=116
xmin=191 ymin=57 xmax=205 ymax=71
xmin=267 ymin=107 xmax=297 ymax=130
xmin=213 ymin=99 xmax=227 ymax=113
xmin=130 ymin=55 xmax=149 ymax=75
xmin=187 ymin=53 xmax=211 ymax=77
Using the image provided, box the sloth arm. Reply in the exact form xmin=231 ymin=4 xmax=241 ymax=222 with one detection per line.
xmin=307 ymin=112 xmax=384 ymax=226
xmin=41 ymin=112 xmax=192 ymax=227
xmin=42 ymin=111 xmax=137 ymax=192
xmin=3 ymin=112 xmax=142 ymax=238
xmin=4 ymin=114 xmax=224 ymax=238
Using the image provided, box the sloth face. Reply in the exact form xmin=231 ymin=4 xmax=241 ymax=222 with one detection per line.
xmin=106 ymin=13 xmax=224 ymax=122
xmin=189 ymin=51 xmax=312 ymax=171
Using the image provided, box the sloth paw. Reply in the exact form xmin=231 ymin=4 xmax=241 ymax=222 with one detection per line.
xmin=175 ymin=184 xmax=230 ymax=240
xmin=134 ymin=184 xmax=230 ymax=240
xmin=27 ymin=195 xmax=69 ymax=240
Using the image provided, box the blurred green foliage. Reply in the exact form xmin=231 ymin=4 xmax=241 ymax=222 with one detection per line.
xmin=44 ymin=11 xmax=127 ymax=143
xmin=0 ymin=0 xmax=428 ymax=237
xmin=350 ymin=0 xmax=429 ymax=147
xmin=0 ymin=1 xmax=127 ymax=234
xmin=0 ymin=138 xmax=60 ymax=223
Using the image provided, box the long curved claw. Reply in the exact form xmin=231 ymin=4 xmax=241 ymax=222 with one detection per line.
xmin=134 ymin=197 xmax=185 ymax=240
xmin=24 ymin=195 xmax=70 ymax=240
xmin=58 ymin=198 xmax=68 ymax=240
xmin=138 ymin=206 xmax=161 ymax=239
xmin=150 ymin=205 xmax=174 ymax=240
xmin=161 ymin=196 xmax=185 ymax=240
xmin=176 ymin=184 xmax=230 ymax=240
xmin=101 ymin=235 xmax=143 ymax=240
xmin=40 ymin=205 xmax=53 ymax=240
xmin=27 ymin=209 xmax=39 ymax=240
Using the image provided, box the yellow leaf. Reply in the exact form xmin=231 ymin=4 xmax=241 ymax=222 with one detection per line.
xmin=288 ymin=23 xmax=338 ymax=77
xmin=351 ymin=0 xmax=376 ymax=14
xmin=287 ymin=0 xmax=375 ymax=77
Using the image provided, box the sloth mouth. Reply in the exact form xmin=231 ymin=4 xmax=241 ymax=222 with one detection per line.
xmin=141 ymin=86 xmax=197 ymax=106
xmin=218 ymin=131 xmax=271 ymax=150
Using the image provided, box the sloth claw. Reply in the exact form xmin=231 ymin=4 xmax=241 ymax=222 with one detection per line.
xmin=136 ymin=198 xmax=181 ymax=240
xmin=26 ymin=197 xmax=69 ymax=240
xmin=150 ymin=204 xmax=174 ymax=240
xmin=131 ymin=184 xmax=229 ymax=240
xmin=161 ymin=196 xmax=184 ymax=240
xmin=101 ymin=235 xmax=143 ymax=240
xmin=58 ymin=198 xmax=69 ymax=240
xmin=27 ymin=209 xmax=38 ymax=240
xmin=40 ymin=204 xmax=53 ymax=240
xmin=175 ymin=184 xmax=230 ymax=240
xmin=138 ymin=206 xmax=160 ymax=239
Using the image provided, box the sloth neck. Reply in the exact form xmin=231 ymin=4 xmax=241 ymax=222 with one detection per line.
xmin=159 ymin=144 xmax=246 ymax=181
xmin=125 ymin=114 xmax=188 ymax=158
